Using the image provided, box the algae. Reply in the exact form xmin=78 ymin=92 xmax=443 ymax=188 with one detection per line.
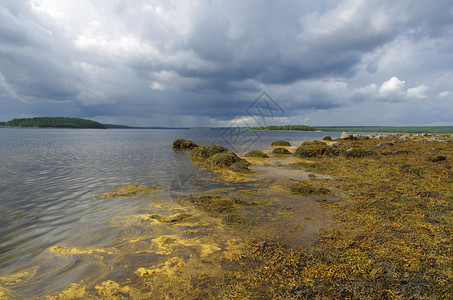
xmin=95 ymin=184 xmax=159 ymax=199
xmin=224 ymin=135 xmax=453 ymax=299
xmin=272 ymin=148 xmax=291 ymax=155
xmin=271 ymin=140 xmax=291 ymax=146
xmin=244 ymin=149 xmax=269 ymax=158
xmin=204 ymin=151 xmax=249 ymax=168
xmin=190 ymin=145 xmax=227 ymax=160
xmin=289 ymin=181 xmax=330 ymax=196
xmin=172 ymin=139 xmax=198 ymax=150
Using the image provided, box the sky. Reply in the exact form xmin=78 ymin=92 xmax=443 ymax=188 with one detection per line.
xmin=1 ymin=0 xmax=452 ymax=127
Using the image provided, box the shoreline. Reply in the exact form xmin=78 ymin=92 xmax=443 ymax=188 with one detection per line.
xmin=3 ymin=132 xmax=451 ymax=298
xmin=223 ymin=132 xmax=452 ymax=298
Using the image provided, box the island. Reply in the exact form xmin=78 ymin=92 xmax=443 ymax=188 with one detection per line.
xmin=250 ymin=125 xmax=318 ymax=131
xmin=4 ymin=117 xmax=107 ymax=129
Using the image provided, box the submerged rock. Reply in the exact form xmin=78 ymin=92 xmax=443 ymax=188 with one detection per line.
xmin=244 ymin=150 xmax=269 ymax=158
xmin=190 ymin=145 xmax=228 ymax=160
xmin=184 ymin=195 xmax=244 ymax=215
xmin=228 ymin=162 xmax=253 ymax=174
xmin=271 ymin=140 xmax=291 ymax=146
xmin=272 ymin=148 xmax=291 ymax=155
xmin=172 ymin=139 xmax=198 ymax=150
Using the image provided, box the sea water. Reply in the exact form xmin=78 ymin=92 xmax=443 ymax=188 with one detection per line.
xmin=0 ymin=128 xmax=342 ymax=298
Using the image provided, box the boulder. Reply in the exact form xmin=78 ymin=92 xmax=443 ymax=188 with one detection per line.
xmin=289 ymin=182 xmax=330 ymax=195
xmin=376 ymin=142 xmax=394 ymax=147
xmin=295 ymin=144 xmax=327 ymax=157
xmin=204 ymin=151 xmax=250 ymax=168
xmin=244 ymin=150 xmax=269 ymax=158
xmin=190 ymin=145 xmax=228 ymax=160
xmin=228 ymin=162 xmax=252 ymax=174
xmin=271 ymin=140 xmax=291 ymax=146
xmin=272 ymin=148 xmax=291 ymax=155
xmin=340 ymin=132 xmax=353 ymax=140
xmin=322 ymin=135 xmax=332 ymax=140
xmin=327 ymin=142 xmax=340 ymax=147
xmin=172 ymin=139 xmax=198 ymax=150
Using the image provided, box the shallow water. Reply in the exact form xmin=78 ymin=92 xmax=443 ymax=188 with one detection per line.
xmin=0 ymin=128 xmax=342 ymax=298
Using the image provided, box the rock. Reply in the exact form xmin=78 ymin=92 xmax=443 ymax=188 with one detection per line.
xmin=376 ymin=142 xmax=394 ymax=147
xmin=271 ymin=140 xmax=291 ymax=146
xmin=295 ymin=144 xmax=327 ymax=158
xmin=343 ymin=147 xmax=373 ymax=158
xmin=289 ymin=182 xmax=330 ymax=195
xmin=190 ymin=145 xmax=228 ymax=160
xmin=172 ymin=139 xmax=198 ymax=150
xmin=322 ymin=135 xmax=332 ymax=140
xmin=428 ymin=155 xmax=447 ymax=163
xmin=204 ymin=151 xmax=250 ymax=168
xmin=398 ymin=138 xmax=408 ymax=143
xmin=228 ymin=162 xmax=252 ymax=173
xmin=301 ymin=141 xmax=313 ymax=146
xmin=327 ymin=142 xmax=339 ymax=147
xmin=244 ymin=150 xmax=269 ymax=158
xmin=272 ymin=148 xmax=291 ymax=155
xmin=340 ymin=132 xmax=353 ymax=140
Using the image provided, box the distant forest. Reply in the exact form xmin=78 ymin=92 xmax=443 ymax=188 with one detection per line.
xmin=317 ymin=126 xmax=453 ymax=134
xmin=5 ymin=117 xmax=106 ymax=129
xmin=250 ymin=125 xmax=318 ymax=131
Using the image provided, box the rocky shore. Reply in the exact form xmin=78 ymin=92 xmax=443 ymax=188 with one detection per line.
xmin=172 ymin=132 xmax=452 ymax=299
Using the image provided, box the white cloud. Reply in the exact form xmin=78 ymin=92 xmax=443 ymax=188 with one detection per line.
xmin=407 ymin=84 xmax=428 ymax=99
xmin=378 ymin=76 xmax=406 ymax=97
xmin=438 ymin=91 xmax=450 ymax=98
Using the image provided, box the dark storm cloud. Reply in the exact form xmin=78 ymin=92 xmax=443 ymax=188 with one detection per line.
xmin=0 ymin=0 xmax=452 ymax=126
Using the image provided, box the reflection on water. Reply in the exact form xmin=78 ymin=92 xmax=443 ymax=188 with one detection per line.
xmin=0 ymin=129 xmax=341 ymax=298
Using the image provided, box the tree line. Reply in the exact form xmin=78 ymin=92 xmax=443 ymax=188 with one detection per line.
xmin=250 ymin=125 xmax=318 ymax=131
xmin=5 ymin=117 xmax=107 ymax=129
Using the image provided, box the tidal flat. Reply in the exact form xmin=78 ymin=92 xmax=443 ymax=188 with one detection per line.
xmin=1 ymin=133 xmax=451 ymax=299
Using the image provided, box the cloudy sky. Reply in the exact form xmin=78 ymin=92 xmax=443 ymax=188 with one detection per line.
xmin=1 ymin=0 xmax=452 ymax=127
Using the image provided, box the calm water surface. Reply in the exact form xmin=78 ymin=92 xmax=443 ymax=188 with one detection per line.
xmin=0 ymin=128 xmax=342 ymax=297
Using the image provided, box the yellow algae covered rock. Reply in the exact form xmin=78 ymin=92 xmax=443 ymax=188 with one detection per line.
xmin=190 ymin=145 xmax=228 ymax=160
xmin=204 ymin=151 xmax=250 ymax=169
xmin=244 ymin=149 xmax=269 ymax=158
xmin=95 ymin=184 xmax=158 ymax=199
xmin=272 ymin=147 xmax=291 ymax=155
xmin=289 ymin=182 xmax=330 ymax=196
xmin=148 ymin=212 xmax=194 ymax=224
xmin=172 ymin=138 xmax=198 ymax=150
xmin=271 ymin=140 xmax=291 ymax=146
xmin=94 ymin=280 xmax=132 ymax=299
